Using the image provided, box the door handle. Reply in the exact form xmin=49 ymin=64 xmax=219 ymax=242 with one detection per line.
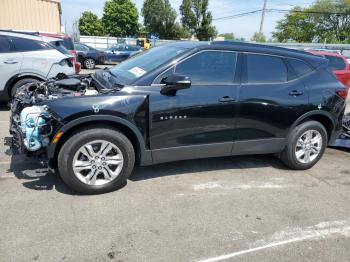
xmin=4 ymin=60 xmax=18 ymax=64
xmin=219 ymin=96 xmax=236 ymax=103
xmin=289 ymin=90 xmax=304 ymax=96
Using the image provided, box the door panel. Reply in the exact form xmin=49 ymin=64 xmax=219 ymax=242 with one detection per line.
xmin=149 ymin=50 xmax=240 ymax=151
xmin=236 ymin=53 xmax=309 ymax=141
xmin=0 ymin=36 xmax=22 ymax=91
xmin=150 ymin=84 xmax=239 ymax=149
xmin=237 ymin=81 xmax=308 ymax=140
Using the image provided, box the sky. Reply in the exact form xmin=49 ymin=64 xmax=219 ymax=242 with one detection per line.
xmin=60 ymin=0 xmax=315 ymax=40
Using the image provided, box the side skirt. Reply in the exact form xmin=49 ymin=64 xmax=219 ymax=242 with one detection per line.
xmin=145 ymin=138 xmax=287 ymax=165
xmin=151 ymin=142 xmax=233 ymax=165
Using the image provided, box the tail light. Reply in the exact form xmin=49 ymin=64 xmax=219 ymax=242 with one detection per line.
xmin=69 ymin=50 xmax=78 ymax=59
xmin=66 ymin=57 xmax=74 ymax=67
xmin=336 ymin=89 xmax=348 ymax=100
xmin=75 ymin=62 xmax=81 ymax=74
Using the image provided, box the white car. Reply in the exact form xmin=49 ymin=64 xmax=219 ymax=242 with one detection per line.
xmin=0 ymin=31 xmax=75 ymax=102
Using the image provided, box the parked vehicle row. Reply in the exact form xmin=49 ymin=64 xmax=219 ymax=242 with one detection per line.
xmin=74 ymin=42 xmax=105 ymax=70
xmin=0 ymin=30 xmax=146 ymax=102
xmin=9 ymin=41 xmax=348 ymax=194
xmin=104 ymin=44 xmax=143 ymax=63
xmin=0 ymin=30 xmax=75 ymax=102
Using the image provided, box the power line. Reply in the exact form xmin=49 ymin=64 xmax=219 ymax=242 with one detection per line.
xmin=213 ymin=8 xmax=350 ymax=22
xmin=213 ymin=9 xmax=262 ymax=21
xmin=267 ymin=9 xmax=350 ymax=16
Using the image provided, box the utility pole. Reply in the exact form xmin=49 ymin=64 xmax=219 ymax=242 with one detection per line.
xmin=259 ymin=0 xmax=267 ymax=35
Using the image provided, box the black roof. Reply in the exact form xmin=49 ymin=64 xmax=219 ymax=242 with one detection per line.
xmin=166 ymin=41 xmax=325 ymax=68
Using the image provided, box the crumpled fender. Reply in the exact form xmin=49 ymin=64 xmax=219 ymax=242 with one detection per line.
xmin=44 ymin=94 xmax=153 ymax=165
xmin=42 ymin=94 xmax=148 ymax=122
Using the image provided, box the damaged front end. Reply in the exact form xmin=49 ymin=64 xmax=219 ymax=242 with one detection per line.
xmin=9 ymin=74 xmax=99 ymax=156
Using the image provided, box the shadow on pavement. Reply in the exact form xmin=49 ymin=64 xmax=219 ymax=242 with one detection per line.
xmin=4 ymin=136 xmax=75 ymax=195
xmin=130 ymin=154 xmax=287 ymax=182
xmin=4 ymin=135 xmax=288 ymax=193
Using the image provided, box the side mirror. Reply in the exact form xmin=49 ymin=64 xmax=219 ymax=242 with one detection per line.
xmin=160 ymin=74 xmax=191 ymax=96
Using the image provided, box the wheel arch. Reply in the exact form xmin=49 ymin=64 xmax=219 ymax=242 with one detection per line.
xmin=290 ymin=110 xmax=335 ymax=140
xmin=5 ymin=73 xmax=45 ymax=98
xmin=48 ymin=115 xmax=152 ymax=169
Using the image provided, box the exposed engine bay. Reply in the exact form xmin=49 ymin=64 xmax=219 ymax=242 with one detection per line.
xmin=9 ymin=72 xmax=114 ymax=154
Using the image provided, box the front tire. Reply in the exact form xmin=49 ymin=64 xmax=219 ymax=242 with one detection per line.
xmin=83 ymin=58 xmax=96 ymax=69
xmin=58 ymin=128 xmax=135 ymax=194
xmin=280 ymin=121 xmax=327 ymax=170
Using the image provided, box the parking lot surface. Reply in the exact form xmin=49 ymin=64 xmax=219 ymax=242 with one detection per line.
xmin=0 ymin=85 xmax=350 ymax=261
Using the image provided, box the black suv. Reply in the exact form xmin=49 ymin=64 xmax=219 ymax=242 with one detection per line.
xmin=10 ymin=41 xmax=348 ymax=194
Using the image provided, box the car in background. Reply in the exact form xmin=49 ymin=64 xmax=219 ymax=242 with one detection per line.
xmin=306 ymin=48 xmax=341 ymax=55
xmin=74 ymin=42 xmax=104 ymax=69
xmin=307 ymin=50 xmax=350 ymax=90
xmin=38 ymin=33 xmax=81 ymax=74
xmin=340 ymin=49 xmax=350 ymax=64
xmin=0 ymin=31 xmax=75 ymax=102
xmin=104 ymin=44 xmax=142 ymax=63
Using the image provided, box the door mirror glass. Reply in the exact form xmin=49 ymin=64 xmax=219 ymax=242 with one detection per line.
xmin=161 ymin=74 xmax=191 ymax=95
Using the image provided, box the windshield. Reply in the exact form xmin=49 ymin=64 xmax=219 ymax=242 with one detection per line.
xmin=109 ymin=45 xmax=187 ymax=85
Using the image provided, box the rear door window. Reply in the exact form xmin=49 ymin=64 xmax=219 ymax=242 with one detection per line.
xmin=0 ymin=36 xmax=12 ymax=53
xmin=174 ymin=51 xmax=237 ymax=85
xmin=11 ymin=37 xmax=51 ymax=52
xmin=325 ymin=55 xmax=346 ymax=70
xmin=246 ymin=54 xmax=287 ymax=83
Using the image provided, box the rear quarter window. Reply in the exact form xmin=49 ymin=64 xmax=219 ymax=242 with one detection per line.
xmin=287 ymin=58 xmax=313 ymax=78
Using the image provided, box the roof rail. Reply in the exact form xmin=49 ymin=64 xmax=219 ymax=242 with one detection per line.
xmin=0 ymin=29 xmax=40 ymax=36
xmin=212 ymin=40 xmax=309 ymax=55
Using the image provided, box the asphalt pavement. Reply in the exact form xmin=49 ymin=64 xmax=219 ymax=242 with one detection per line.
xmin=0 ymin=79 xmax=350 ymax=262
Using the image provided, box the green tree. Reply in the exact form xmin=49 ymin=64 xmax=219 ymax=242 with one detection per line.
xmin=142 ymin=0 xmax=189 ymax=39
xmin=273 ymin=0 xmax=350 ymax=43
xmin=78 ymin=11 xmax=104 ymax=36
xmin=102 ymin=0 xmax=139 ymax=37
xmin=251 ymin=32 xmax=266 ymax=42
xmin=219 ymin=33 xmax=235 ymax=40
xmin=272 ymin=7 xmax=316 ymax=42
xmin=180 ymin=0 xmax=217 ymax=40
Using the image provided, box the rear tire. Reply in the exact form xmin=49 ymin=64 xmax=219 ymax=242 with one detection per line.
xmin=11 ymin=78 xmax=40 ymax=98
xmin=83 ymin=58 xmax=96 ymax=69
xmin=280 ymin=121 xmax=327 ymax=170
xmin=58 ymin=128 xmax=135 ymax=194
